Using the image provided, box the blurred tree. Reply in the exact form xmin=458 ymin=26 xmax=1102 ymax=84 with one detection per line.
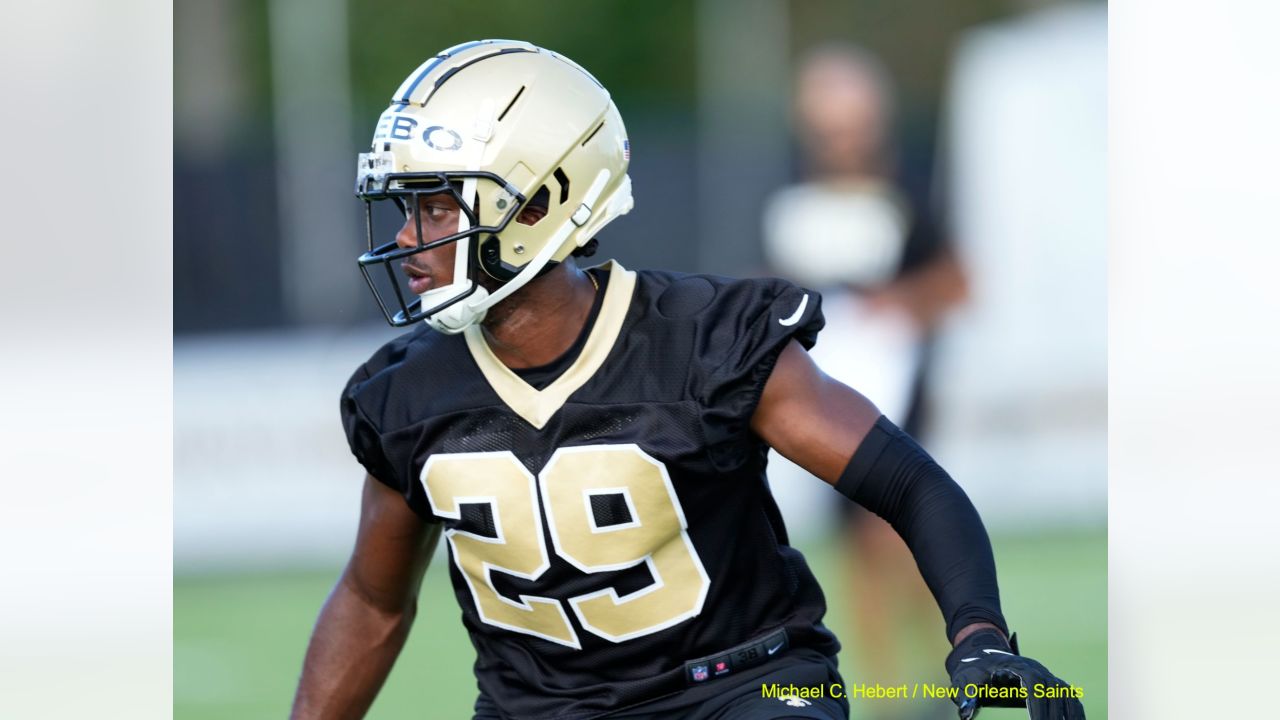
xmin=347 ymin=0 xmax=697 ymax=130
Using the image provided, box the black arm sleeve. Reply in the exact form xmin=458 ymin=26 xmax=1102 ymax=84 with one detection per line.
xmin=836 ymin=415 xmax=1008 ymax=642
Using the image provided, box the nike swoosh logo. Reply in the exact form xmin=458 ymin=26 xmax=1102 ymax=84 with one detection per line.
xmin=766 ymin=641 xmax=784 ymax=655
xmin=778 ymin=294 xmax=809 ymax=326
xmin=959 ymin=648 xmax=1015 ymax=663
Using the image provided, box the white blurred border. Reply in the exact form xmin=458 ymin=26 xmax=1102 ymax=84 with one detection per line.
xmin=5 ymin=1 xmax=1280 ymax=718
xmin=0 ymin=1 xmax=172 ymax=718
xmin=1112 ymin=0 xmax=1280 ymax=717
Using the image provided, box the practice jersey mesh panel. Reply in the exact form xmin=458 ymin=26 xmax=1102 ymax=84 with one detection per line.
xmin=340 ymin=266 xmax=837 ymax=720
xmin=589 ymin=492 xmax=634 ymax=527
xmin=458 ymin=503 xmax=499 ymax=539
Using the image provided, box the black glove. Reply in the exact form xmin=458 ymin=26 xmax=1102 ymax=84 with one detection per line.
xmin=945 ymin=629 xmax=1085 ymax=720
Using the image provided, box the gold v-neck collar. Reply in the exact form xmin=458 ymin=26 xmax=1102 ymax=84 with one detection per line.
xmin=463 ymin=261 xmax=636 ymax=429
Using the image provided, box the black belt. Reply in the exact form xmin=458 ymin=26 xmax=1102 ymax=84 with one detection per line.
xmin=683 ymin=628 xmax=789 ymax=686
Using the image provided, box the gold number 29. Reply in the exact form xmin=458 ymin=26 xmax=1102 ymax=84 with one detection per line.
xmin=421 ymin=444 xmax=710 ymax=648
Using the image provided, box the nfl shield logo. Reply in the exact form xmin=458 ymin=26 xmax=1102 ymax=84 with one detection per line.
xmin=623 ymin=138 xmax=630 ymax=161
xmin=691 ymin=664 xmax=709 ymax=682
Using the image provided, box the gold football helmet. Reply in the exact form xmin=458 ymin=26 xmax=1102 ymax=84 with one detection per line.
xmin=355 ymin=39 xmax=633 ymax=332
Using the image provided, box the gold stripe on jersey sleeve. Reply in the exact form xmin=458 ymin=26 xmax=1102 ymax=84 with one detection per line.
xmin=463 ymin=260 xmax=636 ymax=429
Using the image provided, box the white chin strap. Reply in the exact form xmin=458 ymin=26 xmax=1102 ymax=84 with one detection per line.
xmin=419 ymin=256 xmax=489 ymax=334
xmin=420 ymin=176 xmax=490 ymax=334
xmin=421 ymin=100 xmax=494 ymax=335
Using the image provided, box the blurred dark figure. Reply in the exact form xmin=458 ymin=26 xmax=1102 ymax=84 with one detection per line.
xmin=761 ymin=44 xmax=965 ymax=719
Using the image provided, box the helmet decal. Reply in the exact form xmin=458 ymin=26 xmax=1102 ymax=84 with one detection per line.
xmin=423 ymin=126 xmax=463 ymax=152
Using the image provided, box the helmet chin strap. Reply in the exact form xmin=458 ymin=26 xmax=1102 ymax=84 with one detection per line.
xmin=460 ymin=168 xmax=613 ymax=315
xmin=421 ymin=177 xmax=490 ymax=334
xmin=418 ymin=235 xmax=489 ymax=334
xmin=423 ymin=167 xmax=613 ymax=334
xmin=421 ymin=100 xmax=496 ymax=335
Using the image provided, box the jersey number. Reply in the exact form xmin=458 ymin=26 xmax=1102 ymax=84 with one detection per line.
xmin=421 ymin=444 xmax=710 ymax=649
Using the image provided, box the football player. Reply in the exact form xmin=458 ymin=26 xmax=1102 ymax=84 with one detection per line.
xmin=290 ymin=40 xmax=1084 ymax=720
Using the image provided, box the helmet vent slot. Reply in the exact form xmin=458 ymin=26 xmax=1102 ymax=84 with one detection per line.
xmin=497 ymin=86 xmax=525 ymax=122
xmin=553 ymin=167 xmax=571 ymax=204
xmin=581 ymin=121 xmax=605 ymax=147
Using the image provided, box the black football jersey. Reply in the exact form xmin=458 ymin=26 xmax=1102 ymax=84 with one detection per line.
xmin=341 ymin=261 xmax=841 ymax=719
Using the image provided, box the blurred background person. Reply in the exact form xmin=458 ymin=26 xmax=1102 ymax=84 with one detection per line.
xmin=930 ymin=0 xmax=1107 ymax=526
xmin=760 ymin=44 xmax=965 ymax=719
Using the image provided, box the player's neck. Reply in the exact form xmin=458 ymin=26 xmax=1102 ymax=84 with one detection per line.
xmin=479 ymin=262 xmax=598 ymax=370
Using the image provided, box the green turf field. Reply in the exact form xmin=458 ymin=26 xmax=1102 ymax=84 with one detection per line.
xmin=174 ymin=527 xmax=1105 ymax=719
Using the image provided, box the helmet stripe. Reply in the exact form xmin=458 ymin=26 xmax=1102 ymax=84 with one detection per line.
xmin=419 ymin=47 xmax=534 ymax=108
xmin=395 ymin=39 xmax=489 ymax=104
